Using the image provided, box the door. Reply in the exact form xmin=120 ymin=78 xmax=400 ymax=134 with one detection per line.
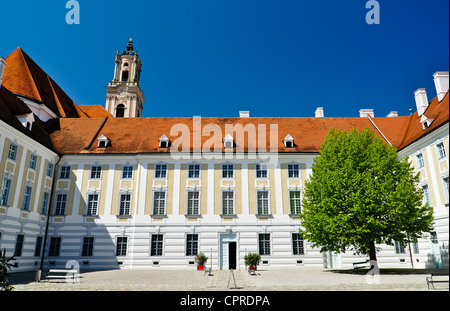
xmin=220 ymin=234 xmax=237 ymax=270
xmin=228 ymin=242 xmax=237 ymax=270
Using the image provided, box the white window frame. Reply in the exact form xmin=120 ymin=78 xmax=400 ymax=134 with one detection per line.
xmin=188 ymin=164 xmax=201 ymax=179
xmin=258 ymin=233 xmax=271 ymax=256
xmin=90 ymin=166 xmax=102 ymax=179
xmin=289 ymin=190 xmax=302 ymax=215
xmin=287 ymin=164 xmax=300 ymax=179
xmin=122 ymin=165 xmax=133 ymax=179
xmin=256 ymin=190 xmax=270 ymax=215
xmin=416 ymin=153 xmax=425 ymax=169
xmin=86 ymin=193 xmax=99 ymax=216
xmin=422 ymin=184 xmax=432 ymax=206
xmin=155 ymin=164 xmax=168 ymax=179
xmin=115 ymin=236 xmax=128 ymax=257
xmin=59 ymin=166 xmax=71 ymax=179
xmin=221 ymin=190 xmax=235 ymax=216
xmin=186 ymin=190 xmax=200 ymax=216
xmin=436 ymin=142 xmax=446 ymax=160
xmin=186 ymin=234 xmax=199 ymax=257
xmin=222 ymin=164 xmax=234 ymax=179
xmin=41 ymin=192 xmax=50 ymax=214
xmin=1 ymin=177 xmax=12 ymax=206
xmin=29 ymin=154 xmax=37 ymax=170
xmin=442 ymin=176 xmax=449 ymax=205
xmin=292 ymin=233 xmax=305 ymax=256
xmin=152 ymin=191 xmax=167 ymax=216
xmin=46 ymin=163 xmax=54 ymax=177
xmin=7 ymin=143 xmax=18 ymax=161
xmin=150 ymin=234 xmax=164 ymax=257
xmin=256 ymin=164 xmax=268 ymax=179
xmin=22 ymin=185 xmax=32 ymax=211
xmin=118 ymin=193 xmax=132 ymax=216
xmin=54 ymin=193 xmax=67 ymax=216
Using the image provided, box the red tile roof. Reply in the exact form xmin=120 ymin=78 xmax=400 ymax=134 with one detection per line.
xmin=2 ymin=47 xmax=88 ymax=119
xmin=78 ymin=105 xmax=113 ymax=118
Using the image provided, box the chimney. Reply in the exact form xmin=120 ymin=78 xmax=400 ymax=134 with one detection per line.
xmin=414 ymin=88 xmax=428 ymax=117
xmin=433 ymin=71 xmax=449 ymax=102
xmin=359 ymin=109 xmax=374 ymax=118
xmin=386 ymin=111 xmax=398 ymax=117
xmin=0 ymin=57 xmax=6 ymax=88
xmin=315 ymin=107 xmax=324 ymax=118
xmin=239 ymin=111 xmax=250 ymax=118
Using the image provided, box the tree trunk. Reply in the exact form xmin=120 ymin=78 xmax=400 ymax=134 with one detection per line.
xmin=368 ymin=241 xmax=377 ymax=262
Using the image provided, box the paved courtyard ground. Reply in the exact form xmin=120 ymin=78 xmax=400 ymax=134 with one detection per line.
xmin=7 ymin=268 xmax=448 ymax=291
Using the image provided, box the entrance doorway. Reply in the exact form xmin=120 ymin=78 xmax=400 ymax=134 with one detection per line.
xmin=220 ymin=234 xmax=237 ymax=270
xmin=229 ymin=242 xmax=237 ymax=270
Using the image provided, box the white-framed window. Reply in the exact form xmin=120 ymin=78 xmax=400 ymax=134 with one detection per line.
xmin=7 ymin=143 xmax=17 ymax=161
xmin=54 ymin=194 xmax=67 ymax=215
xmin=46 ymin=163 xmax=54 ymax=177
xmin=34 ymin=236 xmax=43 ymax=257
xmin=151 ymin=234 xmax=164 ymax=256
xmin=292 ymin=233 xmax=305 ymax=255
xmin=186 ymin=234 xmax=198 ymax=256
xmin=222 ymin=191 xmax=235 ymax=215
xmin=115 ymin=236 xmax=127 ymax=256
xmin=416 ymin=153 xmax=425 ymax=169
xmin=14 ymin=234 xmax=24 ymax=257
xmin=41 ymin=192 xmax=50 ymax=214
xmin=289 ymin=190 xmax=302 ymax=214
xmin=119 ymin=194 xmax=131 ymax=216
xmin=82 ymin=237 xmax=94 ymax=257
xmin=256 ymin=164 xmax=268 ymax=178
xmin=29 ymin=154 xmax=37 ymax=170
xmin=90 ymin=166 xmax=102 ymax=179
xmin=153 ymin=191 xmax=166 ymax=215
xmin=155 ymin=164 xmax=167 ymax=179
xmin=122 ymin=166 xmax=133 ymax=179
xmin=222 ymin=164 xmax=234 ymax=179
xmin=187 ymin=191 xmax=200 ymax=215
xmin=288 ymin=164 xmax=300 ymax=178
xmin=188 ymin=164 xmax=200 ymax=178
xmin=22 ymin=185 xmax=32 ymax=211
xmin=436 ymin=142 xmax=446 ymax=160
xmin=258 ymin=233 xmax=271 ymax=255
xmin=1 ymin=178 xmax=12 ymax=206
xmin=49 ymin=237 xmax=61 ymax=257
xmin=257 ymin=190 xmax=270 ymax=215
xmin=443 ymin=176 xmax=449 ymax=205
xmin=86 ymin=194 xmax=99 ymax=216
xmin=59 ymin=166 xmax=71 ymax=179
xmin=422 ymin=184 xmax=432 ymax=206
xmin=394 ymin=241 xmax=406 ymax=254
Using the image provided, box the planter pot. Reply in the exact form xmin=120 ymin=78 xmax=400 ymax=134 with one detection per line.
xmin=250 ymin=265 xmax=257 ymax=271
xmin=197 ymin=265 xmax=204 ymax=271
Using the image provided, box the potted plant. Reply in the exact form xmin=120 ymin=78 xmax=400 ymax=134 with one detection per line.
xmin=195 ymin=252 xmax=208 ymax=271
xmin=244 ymin=253 xmax=261 ymax=271
xmin=0 ymin=249 xmax=15 ymax=291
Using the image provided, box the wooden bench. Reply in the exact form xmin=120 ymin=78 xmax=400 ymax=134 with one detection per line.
xmin=45 ymin=269 xmax=79 ymax=284
xmin=426 ymin=272 xmax=449 ymax=290
xmin=353 ymin=260 xmax=371 ymax=270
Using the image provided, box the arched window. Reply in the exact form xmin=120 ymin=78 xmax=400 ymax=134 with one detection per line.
xmin=116 ymin=104 xmax=125 ymax=118
xmin=123 ymin=62 xmax=129 ymax=67
xmin=121 ymin=70 xmax=129 ymax=82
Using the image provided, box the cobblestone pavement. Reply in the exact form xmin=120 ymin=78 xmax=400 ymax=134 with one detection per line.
xmin=9 ymin=268 xmax=448 ymax=291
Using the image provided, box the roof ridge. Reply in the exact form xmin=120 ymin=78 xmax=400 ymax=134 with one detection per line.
xmin=47 ymin=75 xmax=67 ymax=117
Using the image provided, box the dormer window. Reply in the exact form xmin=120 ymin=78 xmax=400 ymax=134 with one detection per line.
xmin=420 ymin=115 xmax=435 ymax=130
xmin=159 ymin=135 xmax=170 ymax=148
xmin=223 ymin=133 xmax=234 ymax=150
xmin=98 ymin=134 xmax=110 ymax=148
xmin=283 ymin=134 xmax=294 ymax=148
xmin=17 ymin=113 xmax=35 ymax=131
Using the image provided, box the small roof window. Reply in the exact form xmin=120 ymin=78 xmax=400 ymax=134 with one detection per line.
xmin=98 ymin=134 xmax=110 ymax=148
xmin=159 ymin=134 xmax=170 ymax=148
xmin=223 ymin=133 xmax=234 ymax=149
xmin=283 ymin=134 xmax=294 ymax=148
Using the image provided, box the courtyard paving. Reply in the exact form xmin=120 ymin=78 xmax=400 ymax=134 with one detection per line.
xmin=7 ymin=268 xmax=448 ymax=291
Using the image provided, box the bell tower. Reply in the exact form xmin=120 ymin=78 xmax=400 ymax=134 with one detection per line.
xmin=105 ymin=39 xmax=145 ymax=118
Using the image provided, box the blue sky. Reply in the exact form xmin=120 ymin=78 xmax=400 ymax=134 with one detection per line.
xmin=1 ymin=0 xmax=448 ymax=118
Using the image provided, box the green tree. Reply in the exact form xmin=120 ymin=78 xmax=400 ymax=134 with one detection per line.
xmin=0 ymin=249 xmax=15 ymax=291
xmin=299 ymin=128 xmax=434 ymax=264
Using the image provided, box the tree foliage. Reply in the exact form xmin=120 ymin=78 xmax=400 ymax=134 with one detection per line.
xmin=299 ymin=128 xmax=434 ymax=261
xmin=0 ymin=249 xmax=15 ymax=291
